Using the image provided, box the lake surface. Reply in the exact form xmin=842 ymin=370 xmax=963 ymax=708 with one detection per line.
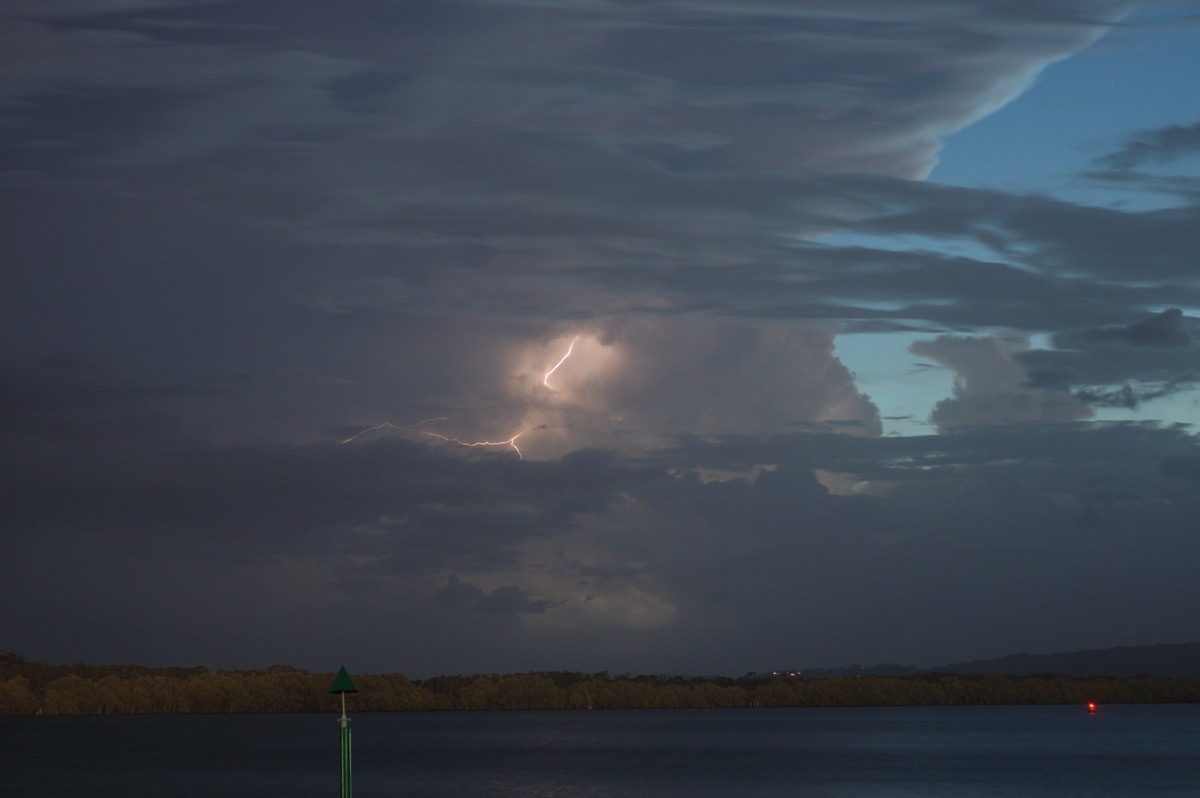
xmin=3 ymin=705 xmax=1199 ymax=796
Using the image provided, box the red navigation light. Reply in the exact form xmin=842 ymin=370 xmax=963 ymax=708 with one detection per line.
xmin=1087 ymin=702 xmax=1096 ymax=714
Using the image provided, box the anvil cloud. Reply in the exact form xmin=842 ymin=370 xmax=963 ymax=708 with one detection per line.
xmin=2 ymin=0 xmax=1198 ymax=677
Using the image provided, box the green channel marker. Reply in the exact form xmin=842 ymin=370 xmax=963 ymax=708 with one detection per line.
xmin=329 ymin=667 xmax=359 ymax=798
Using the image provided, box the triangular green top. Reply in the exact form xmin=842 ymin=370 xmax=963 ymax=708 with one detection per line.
xmin=329 ymin=666 xmax=359 ymax=694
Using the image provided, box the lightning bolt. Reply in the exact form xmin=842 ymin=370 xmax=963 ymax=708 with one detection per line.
xmin=343 ymin=419 xmax=524 ymax=457
xmin=341 ymin=418 xmax=446 ymax=443
xmin=543 ymin=336 xmax=578 ymax=387
xmin=341 ymin=333 xmax=582 ymax=458
xmin=423 ymin=430 xmax=524 ymax=458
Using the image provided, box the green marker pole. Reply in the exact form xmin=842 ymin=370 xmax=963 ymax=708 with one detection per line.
xmin=329 ymin=667 xmax=359 ymax=798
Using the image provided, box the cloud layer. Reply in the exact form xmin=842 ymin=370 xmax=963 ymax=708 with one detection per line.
xmin=2 ymin=0 xmax=1198 ymax=676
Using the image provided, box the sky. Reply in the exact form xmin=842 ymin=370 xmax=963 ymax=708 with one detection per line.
xmin=3 ymin=0 xmax=1200 ymax=679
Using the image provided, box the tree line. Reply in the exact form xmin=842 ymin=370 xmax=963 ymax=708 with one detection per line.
xmin=2 ymin=652 xmax=1199 ymax=716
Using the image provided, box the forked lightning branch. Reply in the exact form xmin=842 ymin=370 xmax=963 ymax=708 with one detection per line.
xmin=341 ymin=336 xmax=581 ymax=458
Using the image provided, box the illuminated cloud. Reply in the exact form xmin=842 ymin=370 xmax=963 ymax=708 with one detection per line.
xmin=910 ymin=335 xmax=1092 ymax=429
xmin=366 ymin=319 xmax=881 ymax=460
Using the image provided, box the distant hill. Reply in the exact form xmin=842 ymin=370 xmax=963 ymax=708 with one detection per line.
xmin=929 ymin=642 xmax=1200 ymax=678
xmin=794 ymin=642 xmax=1200 ymax=679
xmin=793 ymin=663 xmax=916 ymax=679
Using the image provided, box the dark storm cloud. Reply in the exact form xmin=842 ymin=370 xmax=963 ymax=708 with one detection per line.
xmin=0 ymin=356 xmax=207 ymax=446
xmin=437 ymin=574 xmax=556 ymax=614
xmin=3 ymin=0 xmax=1176 ymax=400
xmin=0 ymin=1 xmax=227 ymax=17
xmin=0 ymin=365 xmax=647 ymax=566
xmin=4 ymin=0 xmax=1199 ymax=676
xmin=474 ymin=585 xmax=553 ymax=615
xmin=1085 ymin=307 xmax=1193 ymax=347
xmin=1160 ymin=453 xmax=1200 ymax=481
xmin=1016 ymin=308 xmax=1200 ymax=402
xmin=1 ymin=0 xmax=1141 ymax=332
xmin=436 ymin=575 xmax=485 ymax=609
xmin=0 ymin=22 xmax=367 ymax=167
xmin=1075 ymin=379 xmax=1199 ymax=409
xmin=581 ymin=422 xmax=1200 ymax=670
xmin=841 ymin=174 xmax=1200 ymax=285
xmin=6 ymin=358 xmax=1199 ymax=673
xmin=1096 ymin=119 xmax=1200 ymax=169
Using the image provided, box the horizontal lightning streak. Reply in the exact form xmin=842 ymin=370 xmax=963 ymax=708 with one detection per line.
xmin=341 ymin=417 xmax=447 ymax=444
xmin=341 ymin=334 xmax=578 ymax=456
xmin=423 ymin=430 xmax=524 ymax=458
xmin=341 ymin=418 xmax=521 ymax=458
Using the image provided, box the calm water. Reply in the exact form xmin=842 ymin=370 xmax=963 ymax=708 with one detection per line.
xmin=3 ymin=705 xmax=1199 ymax=796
